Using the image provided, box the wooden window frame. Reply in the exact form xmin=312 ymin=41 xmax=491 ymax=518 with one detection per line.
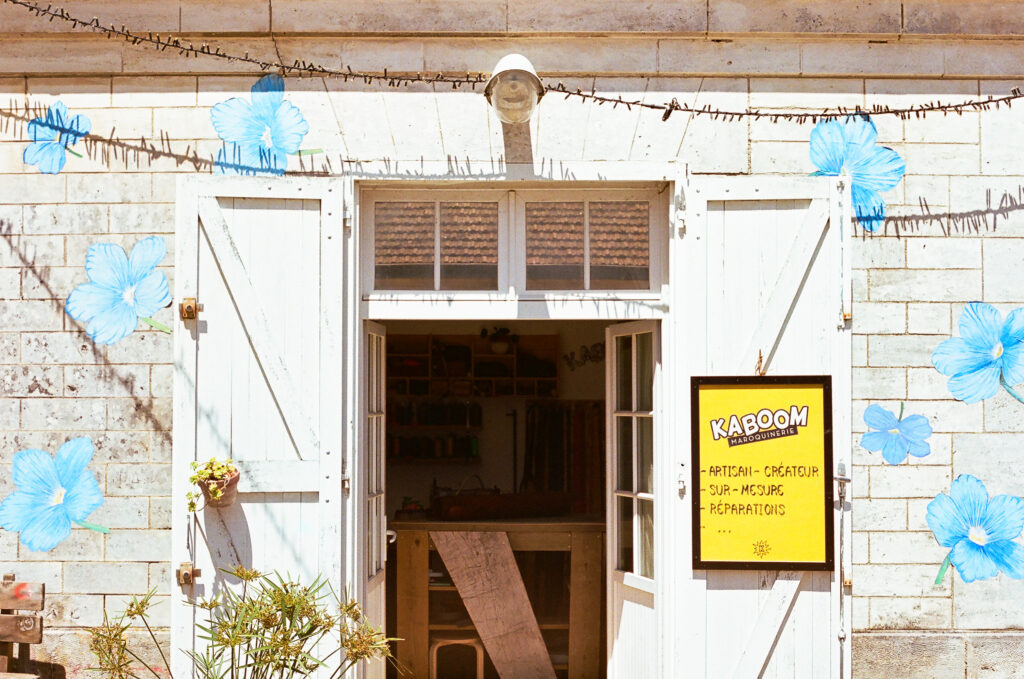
xmin=361 ymin=188 xmax=511 ymax=295
xmin=361 ymin=185 xmax=669 ymax=304
xmin=608 ymin=321 xmax=659 ymax=593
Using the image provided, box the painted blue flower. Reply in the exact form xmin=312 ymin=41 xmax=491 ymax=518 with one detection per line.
xmin=0 ymin=438 xmax=104 ymax=552
xmin=210 ymin=74 xmax=309 ymax=176
xmin=927 ymin=475 xmax=1024 ymax=583
xmin=932 ymin=302 xmax=1024 ymax=404
xmin=860 ymin=404 xmax=932 ymax=465
xmin=23 ymin=101 xmax=91 ymax=174
xmin=65 ymin=236 xmax=171 ymax=345
xmin=809 ymin=116 xmax=905 ymax=232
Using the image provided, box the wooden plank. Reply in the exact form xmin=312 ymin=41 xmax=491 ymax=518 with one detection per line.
xmin=0 ymin=616 xmax=41 ymax=645
xmin=568 ymin=532 xmax=602 ymax=679
xmin=395 ymin=530 xmax=429 ymax=679
xmin=392 ymin=519 xmax=604 ymax=532
xmin=197 ymin=195 xmax=320 ymax=461
xmin=739 ymin=198 xmax=830 ymax=374
xmin=730 ymin=571 xmax=805 ymax=679
xmin=233 ymin=460 xmax=319 ymax=493
xmin=509 ymin=532 xmax=571 ymax=551
xmin=0 ymin=584 xmax=43 ymax=612
xmin=171 ymin=176 xmax=201 ymax=679
xmin=432 ymin=531 xmax=557 ymax=679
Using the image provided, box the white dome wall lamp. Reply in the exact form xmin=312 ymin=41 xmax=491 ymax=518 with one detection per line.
xmin=484 ymin=54 xmax=545 ymax=124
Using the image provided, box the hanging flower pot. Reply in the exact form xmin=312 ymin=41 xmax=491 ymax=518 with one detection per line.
xmin=186 ymin=458 xmax=240 ymax=511
xmin=200 ymin=469 xmax=241 ymax=508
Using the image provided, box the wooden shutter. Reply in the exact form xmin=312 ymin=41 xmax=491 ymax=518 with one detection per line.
xmin=171 ymin=177 xmax=346 ymax=678
xmin=671 ymin=176 xmax=852 ymax=679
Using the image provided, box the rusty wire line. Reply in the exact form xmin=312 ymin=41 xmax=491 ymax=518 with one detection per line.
xmin=4 ymin=0 xmax=1024 ymax=124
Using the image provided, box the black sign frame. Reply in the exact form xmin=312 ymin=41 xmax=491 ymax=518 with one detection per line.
xmin=690 ymin=375 xmax=835 ymax=571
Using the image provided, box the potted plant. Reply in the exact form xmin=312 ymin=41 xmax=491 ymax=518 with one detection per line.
xmin=89 ymin=566 xmax=393 ymax=679
xmin=480 ymin=326 xmax=518 ymax=354
xmin=186 ymin=457 xmax=240 ymax=511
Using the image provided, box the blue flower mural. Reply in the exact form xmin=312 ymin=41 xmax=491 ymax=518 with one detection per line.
xmin=860 ymin=403 xmax=932 ymax=465
xmin=0 ymin=437 xmax=107 ymax=552
xmin=65 ymin=236 xmax=172 ymax=345
xmin=809 ymin=116 xmax=905 ymax=232
xmin=23 ymin=100 xmax=91 ymax=175
xmin=927 ymin=475 xmax=1024 ymax=584
xmin=933 ymin=302 xmax=1024 ymax=404
xmin=210 ymin=74 xmax=309 ymax=176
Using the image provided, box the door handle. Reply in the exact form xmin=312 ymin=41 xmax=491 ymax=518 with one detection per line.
xmin=386 ymin=529 xmax=398 ymax=544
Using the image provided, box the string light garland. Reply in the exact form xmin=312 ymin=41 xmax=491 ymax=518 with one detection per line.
xmin=0 ymin=0 xmax=487 ymax=89
xmin=3 ymin=0 xmax=1024 ymax=123
xmin=5 ymin=101 xmax=1024 ymax=238
xmin=550 ymin=84 xmax=1024 ymax=124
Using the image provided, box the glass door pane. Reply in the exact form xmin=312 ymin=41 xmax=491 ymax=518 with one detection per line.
xmin=616 ymin=417 xmax=634 ymax=492
xmin=617 ymin=496 xmax=634 ymax=572
xmin=638 ymin=499 xmax=654 ymax=579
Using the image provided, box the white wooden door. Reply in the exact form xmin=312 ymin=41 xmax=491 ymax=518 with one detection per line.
xmin=171 ymin=177 xmax=347 ymax=678
xmin=669 ymin=176 xmax=852 ymax=679
xmin=606 ymin=320 xmax=661 ymax=679
xmin=362 ymin=320 xmax=387 ymax=679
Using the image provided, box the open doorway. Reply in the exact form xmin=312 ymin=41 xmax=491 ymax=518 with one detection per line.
xmin=379 ymin=319 xmax=612 ymax=679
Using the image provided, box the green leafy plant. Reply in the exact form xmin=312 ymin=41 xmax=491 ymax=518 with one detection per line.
xmin=479 ymin=326 xmax=518 ymax=343
xmin=186 ymin=457 xmax=238 ymax=512
xmin=88 ymin=589 xmax=172 ymax=679
xmin=88 ymin=566 xmax=395 ymax=679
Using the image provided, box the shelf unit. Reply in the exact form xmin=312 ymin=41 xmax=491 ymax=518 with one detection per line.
xmin=385 ymin=333 xmax=559 ymax=399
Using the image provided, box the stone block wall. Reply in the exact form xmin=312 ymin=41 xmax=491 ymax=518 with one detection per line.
xmin=1 ymin=3 xmax=1024 ymax=675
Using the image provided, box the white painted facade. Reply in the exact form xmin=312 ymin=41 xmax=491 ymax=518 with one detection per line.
xmin=2 ymin=2 xmax=1024 ymax=677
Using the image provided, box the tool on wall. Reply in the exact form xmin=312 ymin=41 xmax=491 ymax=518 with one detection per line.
xmin=507 ymin=409 xmax=518 ymax=493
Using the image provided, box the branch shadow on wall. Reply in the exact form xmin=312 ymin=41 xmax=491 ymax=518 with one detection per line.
xmin=0 ymin=219 xmax=172 ymax=444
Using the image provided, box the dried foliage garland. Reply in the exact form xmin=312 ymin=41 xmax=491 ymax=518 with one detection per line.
xmin=4 ymin=0 xmax=1024 ymax=124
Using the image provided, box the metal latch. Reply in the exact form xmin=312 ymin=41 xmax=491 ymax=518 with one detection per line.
xmin=176 ymin=562 xmax=202 ymax=586
xmin=179 ymin=297 xmax=203 ymax=320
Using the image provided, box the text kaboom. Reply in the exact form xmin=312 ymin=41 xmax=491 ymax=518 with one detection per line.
xmin=710 ymin=405 xmax=809 ymax=442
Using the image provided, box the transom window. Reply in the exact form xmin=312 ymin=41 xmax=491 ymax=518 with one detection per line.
xmin=363 ymin=187 xmax=667 ymax=295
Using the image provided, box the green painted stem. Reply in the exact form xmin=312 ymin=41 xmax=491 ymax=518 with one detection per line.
xmin=1000 ymin=375 xmax=1024 ymax=405
xmin=66 ymin=147 xmax=83 ymax=158
xmin=73 ymin=520 xmax=109 ymax=534
xmin=898 ymin=401 xmax=904 ymax=421
xmin=935 ymin=554 xmax=951 ymax=585
xmin=141 ymin=317 xmax=172 ymax=333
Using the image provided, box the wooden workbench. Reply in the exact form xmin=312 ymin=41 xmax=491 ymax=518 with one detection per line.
xmin=393 ymin=518 xmax=604 ymax=679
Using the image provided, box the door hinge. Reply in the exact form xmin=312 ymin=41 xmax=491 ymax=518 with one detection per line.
xmin=179 ymin=297 xmax=203 ymax=321
xmin=176 ymin=562 xmax=202 ymax=586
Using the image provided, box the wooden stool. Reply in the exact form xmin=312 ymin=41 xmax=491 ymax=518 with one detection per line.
xmin=429 ymin=632 xmax=485 ymax=679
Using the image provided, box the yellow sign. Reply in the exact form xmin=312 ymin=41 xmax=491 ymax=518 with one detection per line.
xmin=691 ymin=376 xmax=834 ymax=570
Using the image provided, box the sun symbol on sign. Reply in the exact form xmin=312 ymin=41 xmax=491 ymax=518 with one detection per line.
xmin=753 ymin=540 xmax=772 ymax=559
